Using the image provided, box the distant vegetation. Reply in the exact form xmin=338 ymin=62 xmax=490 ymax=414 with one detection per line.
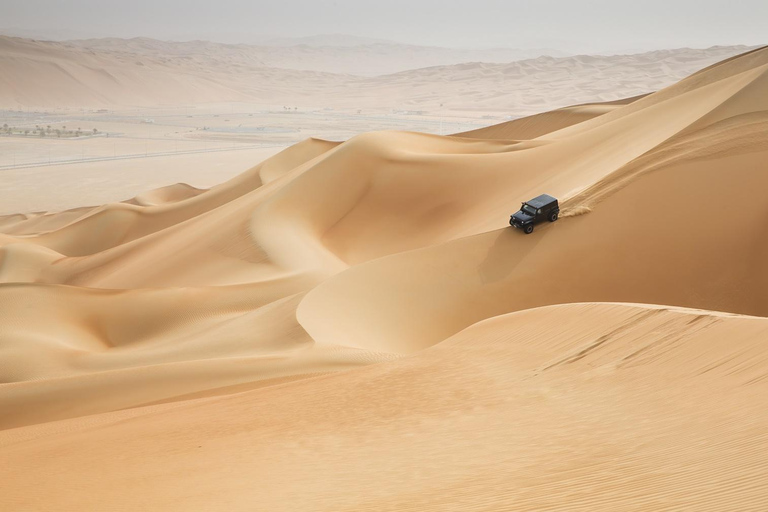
xmin=0 ymin=124 xmax=102 ymax=138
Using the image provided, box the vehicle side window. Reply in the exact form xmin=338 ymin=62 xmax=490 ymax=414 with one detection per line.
xmin=537 ymin=209 xmax=541 ymax=215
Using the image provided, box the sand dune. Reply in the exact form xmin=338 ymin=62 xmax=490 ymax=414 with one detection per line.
xmin=2 ymin=46 xmax=768 ymax=510
xmin=66 ymin=36 xmax=570 ymax=76
xmin=4 ymin=303 xmax=768 ymax=510
xmin=0 ymin=284 xmax=395 ymax=429
xmin=456 ymin=94 xmax=647 ymax=139
xmin=0 ymin=35 xmax=758 ymax=117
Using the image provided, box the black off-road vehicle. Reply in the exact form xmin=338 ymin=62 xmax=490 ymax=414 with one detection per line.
xmin=509 ymin=194 xmax=559 ymax=234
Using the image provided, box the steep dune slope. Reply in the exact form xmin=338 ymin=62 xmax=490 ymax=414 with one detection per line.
xmin=2 ymin=46 xmax=768 ymax=511
xmin=299 ymin=140 xmax=768 ymax=353
xmin=297 ymin=48 xmax=768 ymax=353
xmin=269 ymin=47 xmax=768 ymax=268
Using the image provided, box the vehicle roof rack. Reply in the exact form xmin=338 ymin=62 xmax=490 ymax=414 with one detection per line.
xmin=525 ymin=194 xmax=557 ymax=209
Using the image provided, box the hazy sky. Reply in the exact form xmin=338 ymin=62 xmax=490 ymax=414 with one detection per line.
xmin=2 ymin=0 xmax=766 ymax=52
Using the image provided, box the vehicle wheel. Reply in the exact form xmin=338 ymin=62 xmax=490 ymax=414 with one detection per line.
xmin=548 ymin=211 xmax=559 ymax=222
xmin=524 ymin=224 xmax=534 ymax=234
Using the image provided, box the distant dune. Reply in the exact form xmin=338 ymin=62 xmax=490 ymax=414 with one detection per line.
xmin=2 ymin=45 xmax=768 ymax=510
xmin=67 ymin=36 xmax=571 ymax=75
xmin=0 ymin=35 xmax=759 ymax=115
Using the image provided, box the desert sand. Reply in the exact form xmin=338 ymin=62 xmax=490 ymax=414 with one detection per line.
xmin=0 ymin=35 xmax=757 ymax=116
xmin=64 ymin=36 xmax=571 ymax=76
xmin=0 ymin=36 xmax=757 ymax=215
xmin=2 ymin=45 xmax=768 ymax=510
xmin=0 ymin=103 xmax=490 ymax=214
xmin=0 ymin=146 xmax=284 ymax=214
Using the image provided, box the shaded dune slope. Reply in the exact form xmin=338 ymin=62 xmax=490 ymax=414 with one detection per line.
xmin=299 ymin=138 xmax=768 ymax=353
xmin=0 ymin=284 xmax=394 ymax=429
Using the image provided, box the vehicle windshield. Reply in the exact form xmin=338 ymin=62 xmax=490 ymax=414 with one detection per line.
xmin=521 ymin=204 xmax=537 ymax=216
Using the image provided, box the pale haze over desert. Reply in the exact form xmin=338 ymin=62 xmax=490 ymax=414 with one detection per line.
xmin=1 ymin=1 xmax=768 ymax=510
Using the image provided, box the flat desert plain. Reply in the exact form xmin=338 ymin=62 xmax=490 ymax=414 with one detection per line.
xmin=2 ymin=43 xmax=768 ymax=510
